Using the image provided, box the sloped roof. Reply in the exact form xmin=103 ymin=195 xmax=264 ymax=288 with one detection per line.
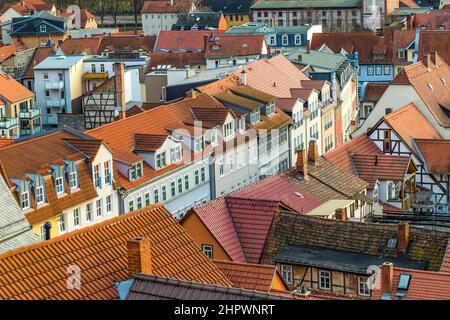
xmin=213 ymin=260 xmax=287 ymax=293
xmin=441 ymin=239 xmax=450 ymax=273
xmin=58 ymin=37 xmax=102 ymax=55
xmin=362 ymin=82 xmax=389 ymax=102
xmin=418 ymin=30 xmax=450 ymax=65
xmin=205 ymin=34 xmax=265 ymax=58
xmin=0 ymin=204 xmax=231 ymax=300
xmin=0 ymin=173 xmax=38 ymax=254
xmin=324 ymin=134 xmax=383 ymax=174
xmin=0 ymin=42 xmax=26 ymax=63
xmin=391 ymin=53 xmax=450 ymax=128
xmin=147 ymin=52 xmax=206 ymax=70
xmin=141 ymin=0 xmax=193 ymax=13
xmin=133 ymin=133 xmax=168 ymax=152
xmin=381 ymin=103 xmax=442 ymax=154
xmin=262 ymin=211 xmax=450 ymax=271
xmin=372 ymin=267 xmax=450 ymax=300
xmin=233 ymin=54 xmax=310 ymax=98
xmin=232 ymin=174 xmax=323 ymax=214
xmin=187 ymin=196 xmax=294 ymax=263
xmin=125 ymin=274 xmax=292 ymax=300
xmin=154 ymin=30 xmax=226 ymax=52
xmin=0 ymin=72 xmax=34 ymax=102
xmin=414 ymin=139 xmax=450 ymax=173
xmin=173 ymin=12 xmax=222 ymax=29
xmin=21 ymin=47 xmax=54 ymax=79
xmin=351 ymin=154 xmax=412 ymax=188
xmin=411 ymin=9 xmax=450 ymax=31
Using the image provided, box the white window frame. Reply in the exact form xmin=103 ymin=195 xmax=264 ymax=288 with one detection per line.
xmin=358 ymin=276 xmax=370 ymax=296
xmin=55 ymin=176 xmax=64 ymax=194
xmin=96 ymin=198 xmax=103 ymax=217
xmin=36 ymin=185 xmax=44 ymax=204
xmin=282 ymin=35 xmax=288 ymax=46
xmin=20 ymin=191 xmax=30 ymax=209
xmin=73 ymin=208 xmax=80 ymax=227
xmin=202 ymin=244 xmax=213 ymax=259
xmin=106 ymin=195 xmax=112 ymax=213
xmin=319 ymin=270 xmax=331 ymax=290
xmin=104 ymin=160 xmax=112 ymax=185
xmin=40 ymin=24 xmax=47 ymax=32
xmin=281 ymin=265 xmax=293 ymax=284
xmin=69 ymin=171 xmax=78 ymax=190
xmin=59 ymin=213 xmax=67 ymax=233
xmin=94 ymin=164 xmax=102 ymax=188
xmin=86 ymin=203 xmax=93 ymax=222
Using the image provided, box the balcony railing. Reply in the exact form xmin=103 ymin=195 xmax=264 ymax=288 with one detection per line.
xmin=45 ymin=81 xmax=64 ymax=90
xmin=83 ymin=72 xmax=108 ymax=79
xmin=45 ymin=114 xmax=58 ymax=125
xmin=19 ymin=108 xmax=41 ymax=119
xmin=46 ymin=98 xmax=65 ymax=108
xmin=0 ymin=117 xmax=18 ymax=129
xmin=21 ymin=126 xmax=42 ymax=136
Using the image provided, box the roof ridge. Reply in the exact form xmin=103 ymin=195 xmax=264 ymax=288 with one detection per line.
xmin=212 ymin=259 xmax=275 ymax=269
xmin=0 ymin=129 xmax=66 ymax=151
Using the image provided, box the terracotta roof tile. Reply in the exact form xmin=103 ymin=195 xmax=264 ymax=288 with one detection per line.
xmin=141 ymin=0 xmax=193 ymax=13
xmin=362 ymin=83 xmax=389 ymax=102
xmin=0 ymin=72 xmax=34 ymax=102
xmin=372 ymin=267 xmax=450 ymax=300
xmin=62 ymin=138 xmax=104 ymax=159
xmin=275 ymin=97 xmax=299 ymax=113
xmin=21 ymin=47 xmax=54 ymax=79
xmin=414 ymin=139 xmax=450 ymax=173
xmin=147 ymin=52 xmax=205 ymax=70
xmin=233 ymin=54 xmax=310 ymax=98
xmin=441 ymin=239 xmax=450 ymax=273
xmin=0 ymin=42 xmax=26 ymax=63
xmin=213 ymin=260 xmax=287 ymax=293
xmin=418 ymin=30 xmax=450 ymax=65
xmin=412 ymin=10 xmax=450 ymax=31
xmin=351 ymin=154 xmax=411 ymax=188
xmin=133 ymin=133 xmax=168 ymax=152
xmin=324 ymin=134 xmax=383 ymax=174
xmin=391 ymin=54 xmax=450 ymax=128
xmin=205 ymin=34 xmax=265 ymax=58
xmin=381 ymin=103 xmax=443 ymax=153
xmin=0 ymin=204 xmax=231 ymax=299
xmin=154 ymin=30 xmax=226 ymax=52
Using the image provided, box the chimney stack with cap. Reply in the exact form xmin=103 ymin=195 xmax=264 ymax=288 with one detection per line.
xmin=114 ymin=62 xmax=126 ymax=120
xmin=381 ymin=262 xmax=394 ymax=293
xmin=240 ymin=70 xmax=247 ymax=86
xmin=296 ymin=149 xmax=308 ymax=179
xmin=127 ymin=237 xmax=153 ymax=277
xmin=307 ymin=140 xmax=319 ymax=166
xmin=398 ymin=222 xmax=409 ymax=254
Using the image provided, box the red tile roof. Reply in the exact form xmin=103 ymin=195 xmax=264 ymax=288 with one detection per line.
xmin=414 ymin=139 xmax=450 ymax=173
xmin=392 ymin=53 xmax=450 ymax=128
xmin=0 ymin=72 xmax=34 ymax=102
xmin=233 ymin=54 xmax=310 ymax=98
xmin=21 ymin=47 xmax=54 ymax=79
xmin=133 ymin=133 xmax=168 ymax=152
xmin=324 ymin=134 xmax=383 ymax=174
xmin=0 ymin=204 xmax=231 ymax=300
xmin=146 ymin=51 xmax=205 ymax=70
xmin=441 ymin=239 xmax=450 ymax=273
xmin=187 ymin=196 xmax=296 ymax=263
xmin=311 ymin=32 xmax=394 ymax=64
xmin=372 ymin=267 xmax=450 ymax=300
xmin=411 ymin=10 xmax=450 ymax=31
xmin=351 ymin=154 xmax=411 ymax=188
xmin=233 ymin=174 xmax=323 ymax=214
xmin=362 ymin=82 xmax=389 ymax=102
xmin=381 ymin=103 xmax=443 ymax=153
xmin=141 ymin=0 xmax=193 ymax=13
xmin=154 ymin=30 xmax=226 ymax=52
xmin=213 ymin=260 xmax=288 ymax=293
xmin=418 ymin=30 xmax=450 ymax=65
xmin=0 ymin=41 xmax=26 ymax=63
xmin=205 ymin=34 xmax=265 ymax=58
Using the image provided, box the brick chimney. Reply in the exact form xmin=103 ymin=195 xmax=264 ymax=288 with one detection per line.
xmin=423 ymin=53 xmax=432 ymax=69
xmin=127 ymin=237 xmax=153 ymax=277
xmin=307 ymin=140 xmax=319 ymax=166
xmin=114 ymin=62 xmax=126 ymax=119
xmin=296 ymin=148 xmax=308 ymax=179
xmin=397 ymin=222 xmax=409 ymax=254
xmin=335 ymin=208 xmax=347 ymax=221
xmin=381 ymin=262 xmax=394 ymax=293
xmin=240 ymin=70 xmax=247 ymax=86
xmin=186 ymin=89 xmax=198 ymax=99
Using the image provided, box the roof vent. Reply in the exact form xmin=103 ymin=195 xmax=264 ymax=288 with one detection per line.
xmin=428 ymin=83 xmax=434 ymax=91
xmin=441 ymin=77 xmax=447 ymax=86
xmin=294 ymin=191 xmax=304 ymax=199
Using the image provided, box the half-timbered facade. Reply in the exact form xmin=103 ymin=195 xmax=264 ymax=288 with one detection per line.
xmin=367 ymin=104 xmax=448 ymax=211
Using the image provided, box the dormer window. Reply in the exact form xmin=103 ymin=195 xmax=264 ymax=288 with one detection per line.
xmin=194 ymin=137 xmax=204 ymax=152
xmin=156 ymin=152 xmax=167 ymax=169
xmin=294 ymin=35 xmax=301 ymax=46
xmin=398 ymin=50 xmax=405 ymax=59
xmin=36 ymin=185 xmax=45 ymax=204
xmin=170 ymin=146 xmax=181 ymax=163
xmin=40 ymin=25 xmax=47 ymax=33
xmin=129 ymin=162 xmax=143 ymax=181
xmin=282 ymin=35 xmax=288 ymax=46
xmin=93 ymin=164 xmax=102 ymax=188
xmin=66 ymin=161 xmax=78 ymax=190
xmin=250 ymin=110 xmax=260 ymax=123
xmin=223 ymin=122 xmax=233 ymax=139
xmin=266 ymin=103 xmax=275 ymax=116
xmin=52 ymin=166 xmax=65 ymax=195
xmin=20 ymin=190 xmax=30 ymax=209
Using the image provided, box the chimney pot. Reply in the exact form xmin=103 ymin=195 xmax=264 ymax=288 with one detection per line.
xmin=398 ymin=222 xmax=409 ymax=254
xmin=240 ymin=70 xmax=247 ymax=86
xmin=295 ymin=148 xmax=308 ymax=179
xmin=307 ymin=140 xmax=319 ymax=165
xmin=297 ymin=54 xmax=302 ymax=61
xmin=127 ymin=237 xmax=153 ymax=277
xmin=381 ymin=262 xmax=394 ymax=293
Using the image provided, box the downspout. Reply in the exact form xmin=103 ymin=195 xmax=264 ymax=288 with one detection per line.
xmin=209 ymin=152 xmax=216 ymax=200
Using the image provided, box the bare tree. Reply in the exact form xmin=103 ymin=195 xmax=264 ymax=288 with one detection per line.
xmin=130 ymin=0 xmax=143 ymax=30
xmin=90 ymin=0 xmax=108 ymax=26
xmin=109 ymin=0 xmax=121 ymax=27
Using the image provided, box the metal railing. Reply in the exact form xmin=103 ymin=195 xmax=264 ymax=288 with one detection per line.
xmin=0 ymin=117 xmax=18 ymax=129
xmin=45 ymin=81 xmax=64 ymax=90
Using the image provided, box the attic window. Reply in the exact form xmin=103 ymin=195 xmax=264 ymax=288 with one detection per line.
xmin=212 ymin=45 xmax=219 ymax=50
xmin=428 ymin=83 xmax=434 ymax=91
xmin=397 ymin=274 xmax=411 ymax=290
xmin=386 ymin=238 xmax=397 ymax=249
xmin=40 ymin=25 xmax=47 ymax=33
xmin=243 ymin=43 xmax=248 ymax=48
xmin=294 ymin=191 xmax=304 ymax=198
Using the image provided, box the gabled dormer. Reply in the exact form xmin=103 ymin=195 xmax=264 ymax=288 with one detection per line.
xmin=27 ymin=174 xmax=47 ymax=206
xmin=133 ymin=133 xmax=183 ymax=170
xmin=11 ymin=178 xmax=32 ymax=211
xmin=50 ymin=164 xmax=66 ymax=196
